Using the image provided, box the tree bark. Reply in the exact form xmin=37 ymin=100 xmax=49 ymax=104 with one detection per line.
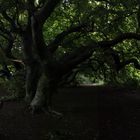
xmin=30 ymin=71 xmax=57 ymax=111
xmin=30 ymin=72 xmax=47 ymax=109
xmin=25 ymin=63 xmax=40 ymax=103
xmin=22 ymin=31 xmax=41 ymax=103
xmin=22 ymin=22 xmax=56 ymax=111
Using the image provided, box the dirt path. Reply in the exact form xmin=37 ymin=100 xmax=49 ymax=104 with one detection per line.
xmin=0 ymin=86 xmax=140 ymax=140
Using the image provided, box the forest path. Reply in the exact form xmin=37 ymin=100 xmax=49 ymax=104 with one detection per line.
xmin=0 ymin=86 xmax=140 ymax=140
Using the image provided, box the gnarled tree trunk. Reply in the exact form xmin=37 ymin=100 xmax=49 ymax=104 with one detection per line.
xmin=22 ymin=18 xmax=58 ymax=113
xmin=22 ymin=30 xmax=41 ymax=104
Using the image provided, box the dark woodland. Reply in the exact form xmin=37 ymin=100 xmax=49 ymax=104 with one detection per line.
xmin=0 ymin=0 xmax=140 ymax=139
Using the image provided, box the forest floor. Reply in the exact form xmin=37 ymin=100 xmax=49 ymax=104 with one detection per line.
xmin=0 ymin=85 xmax=140 ymax=140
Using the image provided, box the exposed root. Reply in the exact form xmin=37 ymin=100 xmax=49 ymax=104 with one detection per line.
xmin=23 ymin=104 xmax=40 ymax=115
xmin=42 ymin=107 xmax=63 ymax=118
xmin=24 ymin=104 xmax=63 ymax=118
xmin=0 ymin=95 xmax=19 ymax=102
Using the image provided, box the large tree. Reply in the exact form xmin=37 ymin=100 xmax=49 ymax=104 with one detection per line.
xmin=1 ymin=0 xmax=140 ymax=113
